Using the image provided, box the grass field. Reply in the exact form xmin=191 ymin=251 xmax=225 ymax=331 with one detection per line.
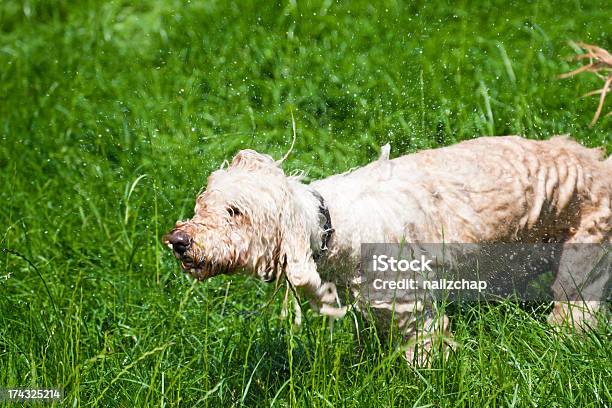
xmin=1 ymin=0 xmax=610 ymax=406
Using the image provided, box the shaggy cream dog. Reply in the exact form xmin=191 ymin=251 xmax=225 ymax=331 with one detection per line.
xmin=164 ymin=135 xmax=611 ymax=364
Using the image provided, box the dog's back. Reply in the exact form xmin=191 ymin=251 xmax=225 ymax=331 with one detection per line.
xmin=313 ymin=135 xmax=611 ymax=245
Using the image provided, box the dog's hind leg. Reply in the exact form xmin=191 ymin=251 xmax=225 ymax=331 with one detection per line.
xmin=548 ymin=207 xmax=611 ymax=330
xmin=403 ymin=312 xmax=454 ymax=367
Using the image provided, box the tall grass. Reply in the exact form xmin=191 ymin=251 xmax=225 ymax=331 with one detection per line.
xmin=0 ymin=0 xmax=610 ymax=406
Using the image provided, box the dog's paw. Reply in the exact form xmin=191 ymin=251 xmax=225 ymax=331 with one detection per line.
xmin=319 ymin=303 xmax=347 ymax=318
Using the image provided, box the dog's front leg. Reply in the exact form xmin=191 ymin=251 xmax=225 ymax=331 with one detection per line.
xmin=285 ymin=258 xmax=347 ymax=318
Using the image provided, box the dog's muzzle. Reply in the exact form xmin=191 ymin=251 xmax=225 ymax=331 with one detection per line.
xmin=163 ymin=229 xmax=201 ymax=270
xmin=164 ymin=230 xmax=192 ymax=256
xmin=162 ymin=230 xmax=223 ymax=279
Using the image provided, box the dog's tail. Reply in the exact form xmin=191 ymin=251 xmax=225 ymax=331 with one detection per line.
xmin=550 ymin=135 xmax=607 ymax=162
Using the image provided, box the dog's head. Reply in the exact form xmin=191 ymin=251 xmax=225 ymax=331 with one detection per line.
xmin=163 ymin=149 xmax=318 ymax=283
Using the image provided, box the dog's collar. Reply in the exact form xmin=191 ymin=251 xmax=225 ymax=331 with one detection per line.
xmin=311 ymin=190 xmax=334 ymax=262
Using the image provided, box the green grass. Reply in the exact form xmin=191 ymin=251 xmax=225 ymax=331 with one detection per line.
xmin=1 ymin=0 xmax=610 ymax=406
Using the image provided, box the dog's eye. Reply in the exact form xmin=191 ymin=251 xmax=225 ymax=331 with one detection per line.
xmin=227 ymin=205 xmax=242 ymax=217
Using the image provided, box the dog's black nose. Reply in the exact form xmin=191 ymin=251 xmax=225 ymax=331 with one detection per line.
xmin=167 ymin=230 xmax=191 ymax=255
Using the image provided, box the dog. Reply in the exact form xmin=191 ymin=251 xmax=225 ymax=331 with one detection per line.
xmin=164 ymin=135 xmax=611 ymax=365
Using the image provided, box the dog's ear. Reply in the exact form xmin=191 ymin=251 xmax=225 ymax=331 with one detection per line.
xmin=279 ymin=218 xmax=322 ymax=293
xmin=230 ymin=150 xmax=277 ymax=171
xmin=279 ymin=216 xmax=346 ymax=318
